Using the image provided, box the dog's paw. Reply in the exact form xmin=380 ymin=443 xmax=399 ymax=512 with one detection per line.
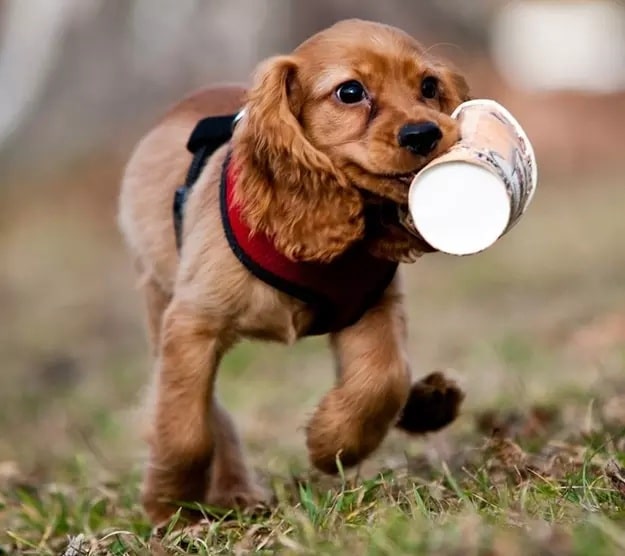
xmin=307 ymin=437 xmax=364 ymax=475
xmin=142 ymin=492 xmax=202 ymax=529
xmin=395 ymin=371 xmax=465 ymax=434
xmin=206 ymin=483 xmax=272 ymax=513
xmin=141 ymin=464 xmax=210 ymax=527
xmin=306 ymin=391 xmax=393 ymax=474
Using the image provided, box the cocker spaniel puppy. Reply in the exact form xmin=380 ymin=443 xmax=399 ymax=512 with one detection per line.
xmin=118 ymin=18 xmax=470 ymax=525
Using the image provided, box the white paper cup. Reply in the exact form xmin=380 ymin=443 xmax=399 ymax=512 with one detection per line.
xmin=403 ymin=99 xmax=538 ymax=256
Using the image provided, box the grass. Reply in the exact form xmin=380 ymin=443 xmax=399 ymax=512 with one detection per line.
xmin=2 ymin=161 xmax=625 ymax=554
xmin=5 ymin=421 xmax=625 ymax=555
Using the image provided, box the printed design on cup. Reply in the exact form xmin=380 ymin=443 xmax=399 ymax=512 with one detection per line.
xmin=450 ymin=102 xmax=537 ymax=233
xmin=467 ymin=145 xmax=532 ymax=232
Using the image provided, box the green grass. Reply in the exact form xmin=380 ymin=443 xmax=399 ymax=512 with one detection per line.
xmin=2 ymin=167 xmax=625 ymax=554
xmin=4 ymin=425 xmax=625 ymax=555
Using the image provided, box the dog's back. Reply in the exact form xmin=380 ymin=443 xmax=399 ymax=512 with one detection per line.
xmin=118 ymin=85 xmax=246 ymax=292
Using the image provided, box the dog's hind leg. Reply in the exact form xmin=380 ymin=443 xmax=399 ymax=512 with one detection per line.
xmin=140 ymin=299 xmax=231 ymax=525
xmin=205 ymin=400 xmax=269 ymax=510
xmin=142 ymin=274 xmax=172 ymax=356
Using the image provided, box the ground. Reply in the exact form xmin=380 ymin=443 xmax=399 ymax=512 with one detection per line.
xmin=1 ymin=162 xmax=625 ymax=555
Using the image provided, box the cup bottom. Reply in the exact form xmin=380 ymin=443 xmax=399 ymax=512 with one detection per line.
xmin=408 ymin=161 xmax=511 ymax=256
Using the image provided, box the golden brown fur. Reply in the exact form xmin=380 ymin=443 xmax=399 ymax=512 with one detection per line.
xmin=118 ymin=19 xmax=469 ymax=525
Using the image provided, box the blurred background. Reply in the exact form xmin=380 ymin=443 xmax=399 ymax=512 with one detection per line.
xmin=1 ymin=0 xmax=625 ymax=481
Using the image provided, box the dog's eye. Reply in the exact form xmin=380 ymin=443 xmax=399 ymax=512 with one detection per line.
xmin=421 ymin=76 xmax=439 ymax=99
xmin=336 ymin=80 xmax=367 ymax=104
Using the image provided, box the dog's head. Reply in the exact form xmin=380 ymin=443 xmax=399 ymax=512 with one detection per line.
xmin=233 ymin=19 xmax=470 ymax=263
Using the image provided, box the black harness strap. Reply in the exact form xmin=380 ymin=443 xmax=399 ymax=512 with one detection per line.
xmin=173 ymin=113 xmax=240 ymax=250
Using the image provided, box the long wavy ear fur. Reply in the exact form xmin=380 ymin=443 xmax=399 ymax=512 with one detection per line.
xmin=232 ymin=56 xmax=364 ymax=263
xmin=435 ymin=62 xmax=472 ymax=113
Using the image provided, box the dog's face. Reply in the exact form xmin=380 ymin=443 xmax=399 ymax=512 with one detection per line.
xmin=234 ymin=19 xmax=470 ymax=263
xmin=293 ymin=20 xmax=470 ymax=202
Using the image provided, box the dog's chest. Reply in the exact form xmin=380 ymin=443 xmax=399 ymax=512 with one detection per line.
xmin=235 ymin=279 xmax=313 ymax=344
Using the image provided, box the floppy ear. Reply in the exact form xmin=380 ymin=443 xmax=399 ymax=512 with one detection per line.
xmin=437 ymin=64 xmax=472 ymax=113
xmin=448 ymin=69 xmax=471 ymax=103
xmin=232 ymin=56 xmax=364 ymax=263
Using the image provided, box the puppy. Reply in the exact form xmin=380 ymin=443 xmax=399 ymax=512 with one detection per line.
xmin=118 ymin=19 xmax=470 ymax=525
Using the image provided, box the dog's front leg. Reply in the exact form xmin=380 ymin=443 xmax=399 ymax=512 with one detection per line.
xmin=306 ymin=276 xmax=411 ymax=474
xmin=141 ymin=300 xmax=228 ymax=525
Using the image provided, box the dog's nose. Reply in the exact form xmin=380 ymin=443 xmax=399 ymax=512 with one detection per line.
xmin=397 ymin=122 xmax=442 ymax=156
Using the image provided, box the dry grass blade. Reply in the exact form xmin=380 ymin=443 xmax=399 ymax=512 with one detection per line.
xmin=605 ymin=459 xmax=625 ymax=497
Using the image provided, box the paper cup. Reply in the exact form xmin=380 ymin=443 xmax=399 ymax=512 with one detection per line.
xmin=403 ymin=99 xmax=538 ymax=256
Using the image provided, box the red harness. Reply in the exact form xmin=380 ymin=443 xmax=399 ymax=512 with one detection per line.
xmin=220 ymin=156 xmax=397 ymax=335
xmin=176 ymin=115 xmax=398 ymax=336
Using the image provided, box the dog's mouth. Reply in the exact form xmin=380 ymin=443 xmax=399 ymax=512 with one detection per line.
xmin=356 ymin=169 xmax=421 ymax=207
xmin=380 ymin=172 xmax=418 ymax=187
xmin=360 ymin=170 xmax=431 ymax=242
xmin=380 ymin=149 xmax=444 ymax=187
xmin=348 ymin=158 xmax=435 ymax=210
xmin=378 ymin=157 xmax=439 ymax=187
